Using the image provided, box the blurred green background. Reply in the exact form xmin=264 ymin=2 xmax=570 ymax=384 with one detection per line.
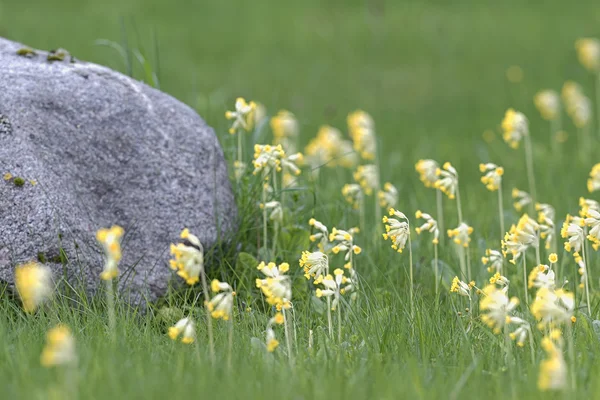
xmin=1 ymin=0 xmax=599 ymax=213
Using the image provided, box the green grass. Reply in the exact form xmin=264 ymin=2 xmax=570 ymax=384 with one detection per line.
xmin=2 ymin=0 xmax=600 ymax=399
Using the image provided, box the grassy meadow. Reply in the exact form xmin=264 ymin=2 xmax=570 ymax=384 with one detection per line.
xmin=2 ymin=0 xmax=600 ymax=399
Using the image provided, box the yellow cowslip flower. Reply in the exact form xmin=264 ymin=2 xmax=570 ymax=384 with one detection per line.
xmin=299 ymin=251 xmax=328 ymax=281
xmin=378 ymin=182 xmax=398 ymax=209
xmin=260 ymin=201 xmax=283 ymax=223
xmin=447 ymin=223 xmax=473 ymax=248
xmin=169 ymin=228 xmax=204 ymax=285
xmin=168 ymin=317 xmax=196 ymax=344
xmin=347 ymin=110 xmax=377 ymax=160
xmin=450 ymin=276 xmax=473 ymax=298
xmin=225 ymin=97 xmax=256 ymax=134
xmin=512 ymin=188 xmax=531 ymax=212
xmin=96 ymin=225 xmax=124 ymax=281
xmin=561 ymin=214 xmax=585 ymax=253
xmin=579 ymin=197 xmax=600 ymax=217
xmin=15 ymin=261 xmax=52 ymax=313
xmin=40 ymin=325 xmax=76 ymax=367
xmin=434 ymin=162 xmax=458 ymax=199
xmin=534 ymin=90 xmax=561 ymax=121
xmin=252 ymin=144 xmax=285 ymax=176
xmin=480 ymin=284 xmax=519 ymax=334
xmin=501 ymin=214 xmax=539 ymax=264
xmin=537 ymin=205 xmax=556 ymax=249
xmin=256 ymin=262 xmax=291 ymax=310
xmin=265 ymin=312 xmax=285 ymax=352
xmin=585 ymin=208 xmax=600 ymax=250
xmin=342 ymin=183 xmax=364 ymax=211
xmin=489 ymin=272 xmax=509 ymax=287
xmin=271 ymin=110 xmax=299 ymax=152
xmin=561 ymin=81 xmax=592 ymax=128
xmin=315 ymin=269 xmax=354 ymax=311
xmin=308 ymin=218 xmax=329 ymax=251
xmin=414 ymin=210 xmax=439 ymax=244
xmin=304 ymin=125 xmax=357 ymax=171
xmin=538 ymin=333 xmax=567 ymax=391
xmin=575 ymin=38 xmax=600 ymax=73
xmin=482 ymin=249 xmax=503 ymax=273
xmin=587 ymin=163 xmax=600 ymax=193
xmin=207 ymin=280 xmax=235 ymax=321
xmin=528 ymin=264 xmax=555 ymax=289
xmin=329 ymin=227 xmax=361 ymax=269
xmin=382 ymin=208 xmax=410 ymax=253
xmin=479 ymin=163 xmax=503 ymax=191
xmin=415 ymin=159 xmax=439 ymax=188
xmin=353 ymin=165 xmax=378 ymax=196
xmin=281 ymin=152 xmax=303 ymax=176
xmin=530 ymin=287 xmax=574 ymax=329
xmin=507 ymin=317 xmax=532 ymax=347
xmin=501 ymin=108 xmax=529 ymax=149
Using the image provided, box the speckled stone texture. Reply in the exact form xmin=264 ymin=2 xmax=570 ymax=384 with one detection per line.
xmin=0 ymin=38 xmax=236 ymax=305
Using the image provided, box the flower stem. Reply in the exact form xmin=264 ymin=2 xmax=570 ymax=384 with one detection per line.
xmin=455 ymin=183 xmax=464 ymax=223
xmin=498 ymin=182 xmax=505 ymax=248
xmin=524 ymin=134 xmax=537 ymax=208
xmin=283 ymin=308 xmax=294 ymax=367
xmin=522 ymin=256 xmax=529 ymax=306
xmin=566 ymin=322 xmax=576 ymax=392
xmin=436 ymin=189 xmax=444 ymax=244
xmin=434 ymin=243 xmax=439 ymax=299
xmin=337 ymin=300 xmax=342 ymax=344
xmin=262 ymin=183 xmax=268 ymax=256
xmin=105 ymin=279 xmax=116 ymax=343
xmin=227 ymin=319 xmax=234 ymax=371
xmin=408 ymin=227 xmax=415 ymax=322
xmin=466 ymin=245 xmax=472 ymax=282
xmin=596 ymin=72 xmax=600 ymax=140
xmin=326 ymin=297 xmax=333 ymax=338
xmin=200 ymin=268 xmax=216 ymax=364
xmin=582 ymin=235 xmax=592 ymax=315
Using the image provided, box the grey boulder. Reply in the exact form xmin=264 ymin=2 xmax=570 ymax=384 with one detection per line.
xmin=0 ymin=37 xmax=236 ymax=305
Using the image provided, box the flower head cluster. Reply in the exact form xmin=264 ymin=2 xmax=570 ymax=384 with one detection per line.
xmin=447 ymin=223 xmax=473 ymax=248
xmin=587 ymin=163 xmax=600 ymax=193
xmin=40 ymin=325 xmax=77 ymax=367
xmin=562 ymin=81 xmax=591 ymax=128
xmin=536 ymin=203 xmax=556 ymax=250
xmin=225 ymin=97 xmax=256 ymax=134
xmin=308 ymin=218 xmax=329 ymax=251
xmin=534 ymin=90 xmax=561 ymax=121
xmin=347 ymin=110 xmax=377 ymax=160
xmin=575 ymin=38 xmax=600 ymax=73
xmin=479 ymin=163 xmax=504 ymax=191
xmin=482 ymin=249 xmax=503 ymax=273
xmin=434 ymin=162 xmax=458 ymax=199
xmin=502 ymin=214 xmax=539 ymax=264
xmin=252 ymin=144 xmax=285 ymax=176
xmin=530 ymin=287 xmax=575 ymax=329
xmin=450 ymin=277 xmax=475 ymax=299
xmin=168 ymin=317 xmax=196 ymax=344
xmin=585 ymin=207 xmax=600 ymax=250
xmin=480 ymin=284 xmax=519 ymax=334
xmin=501 ymin=108 xmax=529 ymax=149
xmin=489 ymin=272 xmax=509 ymax=287
xmin=415 ymin=210 xmax=439 ymax=244
xmin=329 ymin=227 xmax=361 ymax=269
xmin=265 ymin=312 xmax=285 ymax=352
xmin=382 ymin=209 xmax=410 ymax=253
xmin=538 ymin=331 xmax=567 ymax=391
xmin=281 ymin=152 xmax=303 ymax=177
xmin=512 ymin=188 xmax=532 ymax=212
xmin=304 ymin=125 xmax=356 ymax=170
xmin=342 ymin=183 xmax=364 ymax=210
xmin=299 ymin=251 xmax=328 ymax=281
xmin=316 ymin=268 xmax=355 ymax=311
xmin=207 ymin=280 xmax=235 ymax=321
xmin=507 ymin=317 xmax=532 ymax=347
xmin=560 ymin=214 xmax=585 ymax=253
xmin=260 ymin=201 xmax=283 ymax=224
xmin=528 ymin=264 xmax=556 ymax=290
xmin=169 ymin=228 xmax=204 ymax=285
xmin=96 ymin=225 xmax=124 ymax=281
xmin=378 ymin=182 xmax=398 ymax=209
xmin=256 ymin=262 xmax=292 ymax=309
xmin=271 ymin=110 xmax=299 ymax=152
xmin=415 ymin=159 xmax=439 ymax=188
xmin=15 ymin=261 xmax=53 ymax=313
xmin=353 ymin=165 xmax=379 ymax=196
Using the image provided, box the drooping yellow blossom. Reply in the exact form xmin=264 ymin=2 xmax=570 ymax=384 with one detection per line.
xmin=501 ymin=108 xmax=529 ymax=149
xmin=415 ymin=210 xmax=439 ymax=244
xmin=575 ymin=38 xmax=600 ymax=73
xmin=168 ymin=317 xmax=196 ymax=344
xmin=434 ymin=162 xmax=458 ymax=199
xmin=447 ymin=223 xmax=473 ymax=248
xmin=252 ymin=144 xmax=285 ymax=176
xmin=538 ymin=332 xmax=567 ymax=391
xmin=587 ymin=163 xmax=600 ymax=193
xmin=378 ymin=182 xmax=398 ymax=209
xmin=528 ymin=264 xmax=555 ymax=289
xmin=15 ymin=261 xmax=53 ymax=313
xmin=308 ymin=218 xmax=329 ymax=251
xmin=347 ymin=110 xmax=377 ymax=160
xmin=225 ymin=97 xmax=256 ymax=134
xmin=561 ymin=81 xmax=592 ymax=128
xmin=96 ymin=225 xmax=124 ymax=281
xmin=561 ymin=214 xmax=585 ymax=253
xmin=329 ymin=227 xmax=361 ymax=269
xmin=489 ymin=272 xmax=509 ymax=287
xmin=534 ymin=90 xmax=561 ymax=121
xmin=265 ymin=312 xmax=285 ymax=352
xmin=299 ymin=251 xmax=329 ymax=281
xmin=536 ymin=203 xmax=556 ymax=250
xmin=382 ymin=208 xmax=410 ymax=253
xmin=40 ymin=325 xmax=77 ymax=367
xmin=585 ymin=208 xmax=600 ymax=250
xmin=353 ymin=165 xmax=378 ymax=196
xmin=169 ymin=228 xmax=204 ymax=285
xmin=304 ymin=125 xmax=357 ymax=171
xmin=482 ymin=249 xmax=503 ymax=273
xmin=502 ymin=214 xmax=539 ymax=264
xmin=256 ymin=262 xmax=292 ymax=309
xmin=512 ymin=188 xmax=532 ymax=212
xmin=530 ymin=287 xmax=574 ymax=329
xmin=260 ymin=201 xmax=283 ymax=224
xmin=480 ymin=284 xmax=519 ymax=334
xmin=415 ymin=159 xmax=439 ymax=188
xmin=479 ymin=163 xmax=504 ymax=191
xmin=579 ymin=197 xmax=600 ymax=217
xmin=315 ymin=269 xmax=354 ymax=311
xmin=342 ymin=183 xmax=364 ymax=210
xmin=207 ymin=280 xmax=235 ymax=321
xmin=450 ymin=276 xmax=474 ymax=299
xmin=507 ymin=317 xmax=532 ymax=347
xmin=271 ymin=110 xmax=299 ymax=153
